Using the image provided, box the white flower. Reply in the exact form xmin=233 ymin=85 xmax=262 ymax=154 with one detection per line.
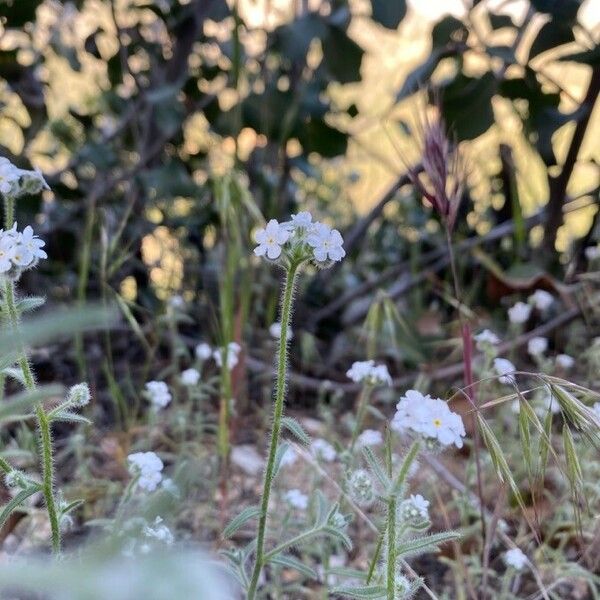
xmin=508 ymin=302 xmax=532 ymax=325
xmin=17 ymin=166 xmax=48 ymax=195
xmin=528 ymin=290 xmax=553 ymax=311
xmin=0 ymin=235 xmax=15 ymax=272
xmin=306 ymin=222 xmax=345 ymax=263
xmin=0 ymin=158 xmax=20 ymax=196
xmin=284 ymin=488 xmax=308 ymax=510
xmin=527 ymin=336 xmax=548 ymax=357
xmin=504 ymin=547 xmax=527 ymax=570
xmin=290 ymin=212 xmax=313 ymax=228
xmin=346 ymin=360 xmax=392 ymax=386
xmin=213 ymin=342 xmax=241 ymax=370
xmin=269 ymin=321 xmax=293 ymax=341
xmin=356 ymin=429 xmax=383 ymax=447
xmin=585 ymin=245 xmax=600 ymax=261
xmin=279 ymin=446 xmax=298 ymax=467
xmin=127 ymin=451 xmax=164 ymax=492
xmin=253 ymin=219 xmax=290 ymax=260
xmin=67 ymin=383 xmax=91 ymax=407
xmin=391 ymin=390 xmax=466 ymax=449
xmin=195 ymin=342 xmax=212 ymax=361
xmin=143 ymin=516 xmax=174 ymax=545
xmin=474 ymin=329 xmax=500 ymax=349
xmin=349 ymin=469 xmax=374 ymax=506
xmin=20 ymin=225 xmax=47 ymax=262
xmin=144 ymin=381 xmax=171 ymax=409
xmin=400 ymin=493 xmax=430 ymax=523
xmin=556 ymin=354 xmax=574 ymax=369
xmin=180 ymin=368 xmax=200 ymax=386
xmin=494 ymin=358 xmax=516 ymax=385
xmin=311 ymin=438 xmax=336 ymax=462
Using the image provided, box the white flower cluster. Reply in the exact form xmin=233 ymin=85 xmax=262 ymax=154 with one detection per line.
xmin=494 ymin=358 xmax=516 ymax=385
xmin=400 ymin=493 xmax=430 ymax=525
xmin=284 ymin=488 xmax=308 ymax=510
xmin=269 ymin=321 xmax=293 ymax=341
xmin=195 ymin=342 xmax=212 ymax=361
xmin=127 ymin=451 xmax=164 ymax=492
xmin=529 ymin=290 xmax=553 ymax=311
xmin=527 ymin=336 xmax=548 ymax=357
xmin=0 ymin=224 xmax=47 ymax=277
xmin=356 ymin=429 xmax=383 ymax=447
xmin=144 ymin=381 xmax=171 ymax=409
xmin=253 ymin=212 xmax=345 ymax=267
xmin=556 ymin=353 xmax=574 ymax=369
xmin=508 ymin=301 xmax=531 ymax=325
xmin=0 ymin=157 xmax=48 ymax=198
xmin=474 ymin=329 xmax=500 ymax=350
xmin=214 ymin=342 xmax=241 ymax=370
xmin=504 ymin=547 xmax=527 ymax=570
xmin=346 ymin=360 xmax=392 ymax=386
xmin=391 ymin=390 xmax=466 ymax=449
xmin=180 ymin=368 xmax=200 ymax=386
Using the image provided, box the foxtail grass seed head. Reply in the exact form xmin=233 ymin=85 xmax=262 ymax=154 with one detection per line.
xmin=127 ymin=451 xmax=164 ymax=492
xmin=284 ymin=488 xmax=308 ymax=510
xmin=346 ymin=360 xmax=392 ymax=386
xmin=67 ymin=382 xmax=91 ymax=407
xmin=144 ymin=381 xmax=172 ymax=409
xmin=195 ymin=342 xmax=212 ymax=361
xmin=356 ymin=429 xmax=383 ymax=448
xmin=349 ymin=469 xmax=375 ymax=506
xmin=528 ymin=289 xmax=553 ymax=311
xmin=213 ymin=342 xmax=241 ymax=370
xmin=508 ymin=301 xmax=531 ymax=325
xmin=527 ymin=336 xmax=548 ymax=357
xmin=504 ymin=547 xmax=527 ymax=570
xmin=493 ymin=358 xmax=516 ymax=385
xmin=253 ymin=213 xmax=345 ymax=269
xmin=180 ymin=368 xmax=200 ymax=387
xmin=311 ymin=438 xmax=336 ymax=462
xmin=391 ymin=390 xmax=466 ymax=449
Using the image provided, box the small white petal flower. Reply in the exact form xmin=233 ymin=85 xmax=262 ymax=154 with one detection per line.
xmin=508 ymin=302 xmax=532 ymax=324
xmin=253 ymin=219 xmax=290 ymax=260
xmin=195 ymin=342 xmax=212 ymax=361
xmin=290 ymin=212 xmax=313 ymax=228
xmin=213 ymin=342 xmax=241 ymax=370
xmin=307 ymin=222 xmax=345 ymax=263
xmin=0 ymin=158 xmax=21 ymax=196
xmin=311 ymin=438 xmax=336 ymax=462
xmin=346 ymin=360 xmax=391 ymax=386
xmin=504 ymin=547 xmax=527 ymax=570
xmin=144 ymin=381 xmax=172 ymax=409
xmin=0 ymin=236 xmax=16 ymax=272
xmin=585 ymin=245 xmax=600 ymax=261
xmin=19 ymin=226 xmax=46 ymax=261
xmin=348 ymin=469 xmax=374 ymax=506
xmin=356 ymin=429 xmax=383 ymax=447
xmin=400 ymin=493 xmax=430 ymax=523
xmin=284 ymin=488 xmax=308 ymax=510
xmin=527 ymin=336 xmax=548 ymax=357
xmin=474 ymin=329 xmax=500 ymax=351
xmin=269 ymin=321 xmax=293 ymax=341
xmin=555 ymin=354 xmax=574 ymax=369
xmin=494 ymin=358 xmax=516 ymax=385
xmin=128 ymin=451 xmax=164 ymax=492
xmin=180 ymin=368 xmax=200 ymax=386
xmin=528 ymin=290 xmax=553 ymax=311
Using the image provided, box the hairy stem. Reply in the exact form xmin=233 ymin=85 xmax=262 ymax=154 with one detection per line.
xmin=247 ymin=263 xmax=298 ymax=599
xmin=386 ymin=495 xmax=397 ymax=600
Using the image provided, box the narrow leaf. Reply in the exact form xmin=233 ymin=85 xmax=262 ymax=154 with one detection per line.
xmin=331 ymin=584 xmax=387 ymax=599
xmin=267 ymin=554 xmax=317 ymax=580
xmin=362 ymin=446 xmax=391 ymax=491
xmin=281 ymin=417 xmax=311 ymax=446
xmin=396 ymin=531 xmax=461 ymax=558
xmin=0 ymin=486 xmax=41 ymax=530
xmin=223 ymin=506 xmax=261 ymax=539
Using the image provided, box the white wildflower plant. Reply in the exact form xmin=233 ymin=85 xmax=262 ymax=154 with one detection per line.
xmin=144 ymin=381 xmax=172 ymax=409
xmin=528 ymin=289 xmax=553 ymax=311
xmin=346 ymin=360 xmax=392 ymax=386
xmin=213 ymin=342 xmax=241 ymax=370
xmin=508 ymin=301 xmax=532 ymax=325
xmin=494 ymin=357 xmax=517 ymax=385
xmin=504 ymin=547 xmax=528 ymax=570
xmin=127 ymin=451 xmax=164 ymax=492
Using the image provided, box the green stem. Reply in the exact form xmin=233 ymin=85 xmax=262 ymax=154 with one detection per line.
xmin=36 ymin=404 xmax=61 ymax=554
xmin=247 ymin=264 xmax=298 ymax=599
xmin=386 ymin=496 xmax=397 ymax=600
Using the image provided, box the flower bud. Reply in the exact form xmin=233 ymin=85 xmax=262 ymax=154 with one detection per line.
xmin=348 ymin=469 xmax=374 ymax=506
xmin=67 ymin=383 xmax=91 ymax=407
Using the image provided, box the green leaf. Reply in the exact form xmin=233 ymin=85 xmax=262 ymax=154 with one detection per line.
xmin=0 ymin=486 xmax=41 ymax=530
xmin=0 ymin=385 xmax=63 ymax=423
xmin=322 ymin=25 xmax=364 ymax=84
xmin=528 ymin=20 xmax=575 ymax=60
xmin=396 ymin=530 xmax=461 ymax=558
xmin=562 ymin=426 xmax=583 ymax=486
xmin=49 ymin=411 xmax=92 ymax=425
xmin=362 ymin=446 xmax=391 ymax=491
xmin=273 ymin=442 xmax=290 ymax=478
xmin=223 ymin=506 xmax=261 ymax=539
xmin=322 ymin=525 xmax=353 ymax=550
xmin=267 ymin=554 xmax=317 ymax=580
xmin=370 ymin=0 xmax=406 ymax=30
xmin=331 ymin=584 xmax=387 ymax=599
xmin=16 ymin=296 xmax=45 ymax=314
xmin=518 ymin=398 xmax=533 ymax=480
xmin=281 ymin=417 xmax=311 ymax=445
xmin=440 ymin=71 xmax=497 ymax=140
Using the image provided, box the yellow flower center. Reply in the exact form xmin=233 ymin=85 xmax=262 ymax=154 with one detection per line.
xmin=433 ymin=418 xmax=442 ymax=428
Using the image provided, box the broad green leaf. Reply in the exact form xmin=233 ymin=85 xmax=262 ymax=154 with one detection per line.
xmin=222 ymin=506 xmax=261 ymax=539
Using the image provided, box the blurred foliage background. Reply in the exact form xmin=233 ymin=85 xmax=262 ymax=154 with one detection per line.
xmin=0 ymin=0 xmax=598 ymax=406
